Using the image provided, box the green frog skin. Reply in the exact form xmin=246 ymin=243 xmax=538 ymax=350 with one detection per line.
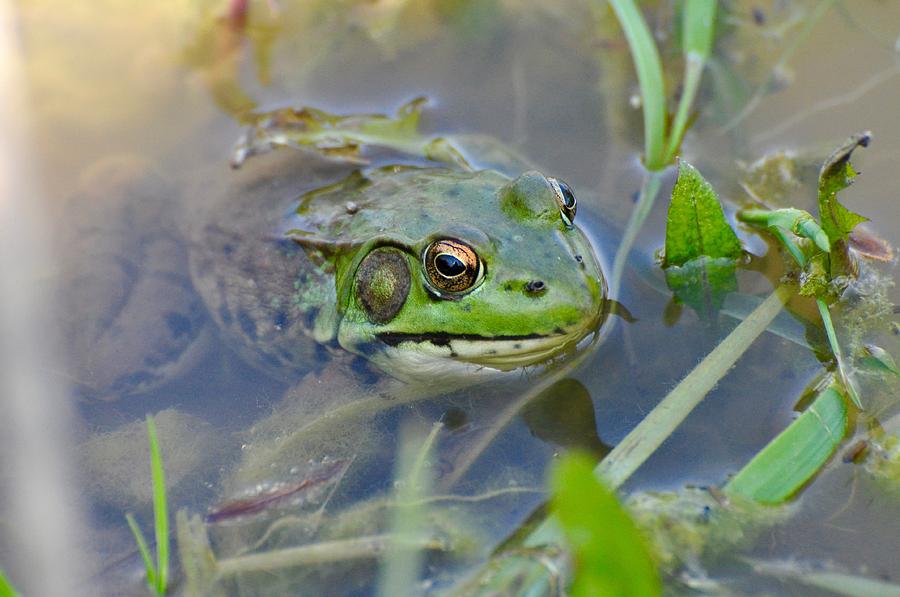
xmin=189 ymin=152 xmax=608 ymax=385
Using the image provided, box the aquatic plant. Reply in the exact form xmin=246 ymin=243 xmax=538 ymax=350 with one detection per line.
xmin=125 ymin=415 xmax=170 ymax=596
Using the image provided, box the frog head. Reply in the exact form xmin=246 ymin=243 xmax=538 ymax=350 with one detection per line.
xmin=288 ymin=166 xmax=607 ymax=381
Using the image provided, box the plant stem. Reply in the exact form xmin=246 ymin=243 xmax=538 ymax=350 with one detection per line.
xmin=609 ymin=169 xmax=665 ymax=298
xmin=663 ymin=0 xmax=717 ymax=162
xmin=817 ymin=298 xmax=862 ymax=409
xmin=216 ymin=534 xmax=446 ymax=577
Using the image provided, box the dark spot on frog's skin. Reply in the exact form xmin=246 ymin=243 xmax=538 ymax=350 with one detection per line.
xmin=351 ymin=357 xmax=380 ymax=385
xmin=218 ymin=304 xmax=233 ymax=325
xmin=461 ymin=304 xmax=472 ymax=312
xmin=502 ymin=282 xmax=514 ymax=292
xmin=554 ymin=327 xmax=566 ymax=335
xmin=237 ymin=309 xmax=257 ymax=339
xmin=485 ymin=349 xmax=497 ymax=355
xmin=631 ymin=190 xmax=640 ymax=203
xmin=574 ymin=255 xmax=583 ymax=263
xmin=222 ymin=243 xmax=235 ymax=256
xmin=440 ymin=407 xmax=468 ymax=430
xmin=165 ymin=312 xmax=193 ymax=339
xmin=446 ymin=186 xmax=461 ymax=198
xmin=430 ymin=336 xmax=452 ymax=347
xmin=304 ymin=306 xmax=320 ymax=329
xmin=273 ymin=310 xmax=289 ymax=329
xmin=514 ymin=343 xmax=522 ymax=349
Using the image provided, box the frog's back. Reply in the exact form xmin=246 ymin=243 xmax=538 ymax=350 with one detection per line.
xmin=188 ymin=151 xmax=352 ymax=378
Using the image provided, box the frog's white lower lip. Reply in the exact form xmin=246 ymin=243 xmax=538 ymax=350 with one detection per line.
xmin=374 ymin=330 xmax=583 ymax=370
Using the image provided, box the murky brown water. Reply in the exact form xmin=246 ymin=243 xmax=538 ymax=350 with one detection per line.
xmin=2 ymin=0 xmax=898 ymax=595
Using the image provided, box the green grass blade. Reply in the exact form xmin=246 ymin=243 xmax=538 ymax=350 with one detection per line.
xmin=125 ymin=512 xmax=158 ymax=590
xmin=663 ymin=0 xmax=717 ymax=162
xmin=607 ymin=0 xmax=667 ymax=170
xmin=724 ymin=384 xmax=848 ymax=503
xmin=146 ymin=415 xmax=169 ymax=594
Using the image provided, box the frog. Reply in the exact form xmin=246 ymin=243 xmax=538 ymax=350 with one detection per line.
xmin=60 ymin=125 xmax=608 ymax=400
xmin=186 ymin=147 xmax=608 ymax=388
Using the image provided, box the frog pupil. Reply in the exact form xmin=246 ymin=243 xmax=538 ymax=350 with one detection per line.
xmin=435 ymin=253 xmax=466 ymax=278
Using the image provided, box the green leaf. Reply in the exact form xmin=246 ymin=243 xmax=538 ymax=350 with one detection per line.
xmin=664 ymin=256 xmax=737 ymax=319
xmin=817 ymin=132 xmax=870 ymax=243
xmin=724 ymin=384 xmax=848 ymax=504
xmin=552 ymin=453 xmax=662 ymax=597
xmin=859 ymin=344 xmax=900 ymax=376
xmin=230 ymin=97 xmax=470 ymax=170
xmin=663 ymin=160 xmax=743 ymax=267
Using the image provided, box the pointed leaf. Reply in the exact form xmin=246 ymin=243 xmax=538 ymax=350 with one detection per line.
xmin=859 ymin=344 xmax=900 ymax=376
xmin=817 ymin=132 xmax=870 ymax=243
xmin=664 ymin=160 xmax=743 ymax=267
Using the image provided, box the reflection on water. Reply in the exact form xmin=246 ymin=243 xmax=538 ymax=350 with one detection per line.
xmin=1 ymin=0 xmax=899 ymax=594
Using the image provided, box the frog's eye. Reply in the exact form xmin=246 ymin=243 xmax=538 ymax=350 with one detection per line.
xmin=423 ymin=239 xmax=484 ymax=295
xmin=549 ymin=177 xmax=577 ymax=227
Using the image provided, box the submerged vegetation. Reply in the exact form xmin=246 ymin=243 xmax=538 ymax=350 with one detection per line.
xmin=125 ymin=416 xmax=171 ymax=596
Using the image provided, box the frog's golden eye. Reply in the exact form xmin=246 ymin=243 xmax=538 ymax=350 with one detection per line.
xmin=423 ymin=239 xmax=484 ymax=295
xmin=549 ymin=177 xmax=577 ymax=227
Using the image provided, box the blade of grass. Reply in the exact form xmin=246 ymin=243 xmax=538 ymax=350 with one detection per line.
xmin=377 ymin=421 xmax=440 ymax=596
xmin=125 ymin=512 xmax=158 ymax=589
xmin=146 ymin=415 xmax=169 ymax=595
xmin=607 ymin=0 xmax=667 ymax=169
xmin=609 ymin=169 xmax=665 ymax=297
xmin=724 ymin=383 xmax=848 ymax=503
xmin=663 ymin=0 xmax=717 ymax=163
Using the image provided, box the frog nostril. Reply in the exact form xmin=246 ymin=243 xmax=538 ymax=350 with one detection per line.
xmin=525 ymin=280 xmax=546 ymax=294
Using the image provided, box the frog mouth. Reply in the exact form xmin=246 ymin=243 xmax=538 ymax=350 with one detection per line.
xmin=374 ymin=330 xmax=585 ymax=370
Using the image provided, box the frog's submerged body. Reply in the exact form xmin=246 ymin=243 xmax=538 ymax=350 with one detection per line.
xmin=65 ymin=149 xmax=608 ymax=398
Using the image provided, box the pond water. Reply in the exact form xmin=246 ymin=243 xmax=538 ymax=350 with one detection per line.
xmin=1 ymin=0 xmax=898 ymax=595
